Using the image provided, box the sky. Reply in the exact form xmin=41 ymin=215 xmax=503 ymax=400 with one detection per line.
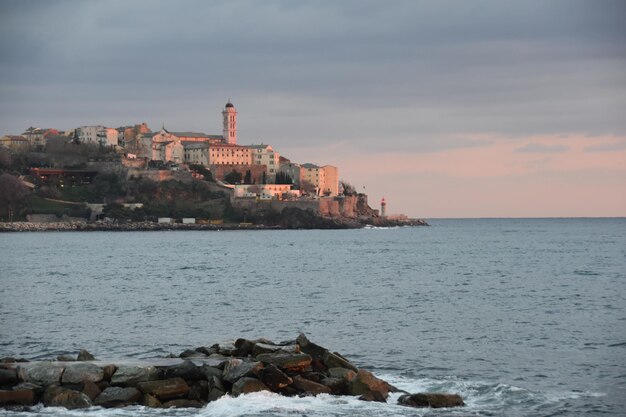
xmin=1 ymin=0 xmax=625 ymax=218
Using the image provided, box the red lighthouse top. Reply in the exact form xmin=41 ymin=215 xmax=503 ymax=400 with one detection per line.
xmin=381 ymin=197 xmax=386 ymax=205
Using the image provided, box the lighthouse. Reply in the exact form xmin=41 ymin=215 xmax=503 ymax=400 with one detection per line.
xmin=381 ymin=197 xmax=387 ymax=218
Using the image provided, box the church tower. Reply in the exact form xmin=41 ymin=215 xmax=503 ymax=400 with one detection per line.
xmin=222 ymin=101 xmax=237 ymax=144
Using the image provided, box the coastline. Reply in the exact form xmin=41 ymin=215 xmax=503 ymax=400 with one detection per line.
xmin=0 ymin=218 xmax=428 ymax=232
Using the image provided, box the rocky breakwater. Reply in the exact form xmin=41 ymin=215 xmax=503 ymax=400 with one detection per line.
xmin=0 ymin=334 xmax=463 ymax=411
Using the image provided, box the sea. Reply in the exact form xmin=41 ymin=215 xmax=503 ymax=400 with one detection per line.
xmin=1 ymin=218 xmax=625 ymax=416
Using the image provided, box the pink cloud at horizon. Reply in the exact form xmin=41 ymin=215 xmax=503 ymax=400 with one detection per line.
xmin=287 ymin=134 xmax=626 ymax=218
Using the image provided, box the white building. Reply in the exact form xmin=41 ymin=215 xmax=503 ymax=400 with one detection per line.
xmin=77 ymin=126 xmax=118 ymax=146
xmin=248 ymin=144 xmax=279 ymax=181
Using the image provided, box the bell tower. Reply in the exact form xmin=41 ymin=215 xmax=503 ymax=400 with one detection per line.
xmin=222 ymin=100 xmax=237 ymax=144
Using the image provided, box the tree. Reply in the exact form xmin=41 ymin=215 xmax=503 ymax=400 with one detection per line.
xmin=224 ymin=170 xmax=242 ymax=184
xmin=274 ymin=171 xmax=293 ymax=184
xmin=243 ymin=169 xmax=252 ymax=184
xmin=340 ymin=180 xmax=356 ymax=196
xmin=300 ymin=179 xmax=317 ymax=195
xmin=261 ymin=171 xmax=267 ymax=184
xmin=0 ymin=173 xmax=30 ymax=221
xmin=189 ymin=164 xmax=213 ymax=181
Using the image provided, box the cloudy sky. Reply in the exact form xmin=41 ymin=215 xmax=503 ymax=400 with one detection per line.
xmin=1 ymin=0 xmax=624 ymax=217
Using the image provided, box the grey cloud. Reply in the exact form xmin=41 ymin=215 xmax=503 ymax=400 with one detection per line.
xmin=0 ymin=0 xmax=625 ymax=150
xmin=583 ymin=140 xmax=626 ymax=153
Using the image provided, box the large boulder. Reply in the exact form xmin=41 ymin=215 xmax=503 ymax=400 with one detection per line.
xmin=46 ymin=387 xmax=92 ymax=409
xmin=348 ymin=369 xmax=389 ymax=401
xmin=19 ymin=363 xmax=64 ymax=386
xmin=223 ymin=359 xmax=263 ymax=384
xmin=323 ymin=351 xmax=358 ymax=372
xmin=255 ymin=353 xmax=312 ymax=373
xmin=0 ymin=368 xmax=18 ymax=385
xmin=398 ymin=392 xmax=464 ymax=408
xmin=291 ymin=375 xmax=332 ymax=396
xmin=258 ymin=364 xmax=292 ymax=391
xmin=94 ymin=386 xmax=141 ymax=407
xmin=207 ymin=376 xmax=226 ymax=401
xmin=296 ymin=334 xmax=327 ymax=359
xmin=77 ymin=350 xmax=95 ymax=361
xmin=0 ymin=389 xmax=35 ymax=406
xmin=321 ymin=377 xmax=348 ymax=394
xmin=163 ymin=360 xmax=205 ymax=380
xmin=82 ymin=380 xmax=101 ymax=401
xmin=231 ymin=377 xmax=269 ymax=396
xmin=61 ymin=363 xmax=104 ymax=384
xmin=110 ymin=365 xmax=160 ymax=386
xmin=137 ymin=378 xmax=190 ymax=401
xmin=327 ymin=367 xmax=356 ymax=381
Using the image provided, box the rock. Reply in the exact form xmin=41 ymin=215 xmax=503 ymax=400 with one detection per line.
xmin=62 ymin=362 xmax=104 ymax=384
xmin=223 ymin=359 xmax=264 ymax=384
xmin=323 ymin=351 xmax=358 ymax=372
xmin=162 ymin=399 xmax=203 ymax=408
xmin=0 ymin=389 xmax=35 ymax=405
xmin=19 ymin=363 xmax=64 ymax=386
xmin=163 ymin=360 xmax=205 ymax=380
xmin=321 ymin=377 xmax=348 ymax=394
xmin=179 ymin=349 xmax=207 ymax=359
xmin=137 ymin=377 xmax=190 ymax=401
xmin=359 ymin=390 xmax=387 ymax=402
xmin=296 ymin=334 xmax=327 ymax=359
xmin=255 ymin=353 xmax=312 ymax=373
xmin=13 ymin=382 xmax=43 ymax=396
xmin=94 ymin=386 xmax=142 ymax=407
xmin=56 ymin=355 xmax=76 ymax=362
xmin=251 ymin=341 xmax=300 ymax=357
xmin=143 ymin=393 xmax=162 ymax=408
xmin=258 ymin=364 xmax=293 ymax=391
xmin=43 ymin=385 xmax=64 ymax=405
xmin=0 ymin=368 xmax=18 ymax=385
xmin=110 ymin=365 xmax=160 ymax=386
xmin=291 ymin=375 xmax=332 ymax=395
xmin=82 ymin=380 xmax=101 ymax=401
xmin=101 ymin=364 xmax=117 ymax=381
xmin=203 ymin=365 xmax=223 ymax=380
xmin=208 ymin=376 xmax=226 ymax=401
xmin=77 ymin=349 xmax=95 ymax=361
xmin=208 ymin=386 xmax=226 ymax=402
xmin=327 ymin=367 xmax=356 ymax=381
xmin=398 ymin=392 xmax=464 ymax=408
xmin=47 ymin=388 xmax=92 ymax=409
xmin=187 ymin=380 xmax=208 ymax=401
xmin=234 ymin=339 xmax=256 ymax=357
xmin=217 ymin=342 xmax=239 ymax=356
xmin=348 ymin=369 xmax=389 ymax=401
xmin=194 ymin=346 xmax=218 ymax=356
xmin=231 ymin=377 xmax=269 ymax=396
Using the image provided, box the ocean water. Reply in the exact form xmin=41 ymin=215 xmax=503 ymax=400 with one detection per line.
xmin=1 ymin=218 xmax=625 ymax=416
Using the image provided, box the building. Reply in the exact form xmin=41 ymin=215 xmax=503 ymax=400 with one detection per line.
xmin=248 ymin=144 xmax=279 ymax=181
xmin=21 ymin=127 xmax=59 ymax=147
xmin=76 ymin=126 xmax=118 ymax=146
xmin=117 ymin=123 xmax=151 ymax=150
xmin=208 ymin=143 xmax=252 ymax=166
xmin=233 ymin=184 xmax=297 ymax=200
xmin=0 ymin=135 xmax=29 ymax=149
xmin=183 ymin=141 xmax=209 ymax=166
xmin=300 ymin=163 xmax=339 ymax=197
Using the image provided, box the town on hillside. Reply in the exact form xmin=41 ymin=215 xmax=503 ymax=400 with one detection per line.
xmin=0 ymin=101 xmax=422 ymax=228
